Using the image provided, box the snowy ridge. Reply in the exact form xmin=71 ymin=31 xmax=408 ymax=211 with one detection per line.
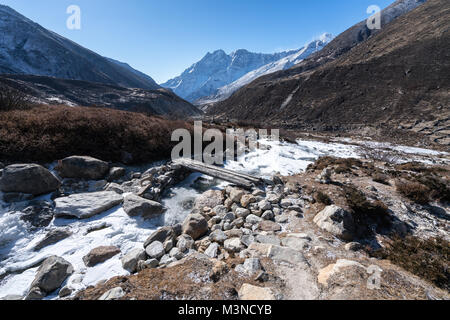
xmin=198 ymin=33 xmax=333 ymax=105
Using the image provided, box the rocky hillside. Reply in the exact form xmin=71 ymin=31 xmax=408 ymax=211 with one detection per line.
xmin=0 ymin=74 xmax=201 ymax=117
xmin=0 ymin=5 xmax=159 ymax=90
xmin=207 ymin=0 xmax=450 ymax=145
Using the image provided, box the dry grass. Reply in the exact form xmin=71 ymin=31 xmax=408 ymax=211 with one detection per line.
xmin=0 ymin=105 xmax=192 ymax=164
xmin=395 ymin=180 xmax=431 ymax=204
xmin=314 ymin=191 xmax=333 ymax=205
xmin=0 ymin=84 xmax=31 ymax=111
xmin=368 ymin=236 xmax=450 ymax=291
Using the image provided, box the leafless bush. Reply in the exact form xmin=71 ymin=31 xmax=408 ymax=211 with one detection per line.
xmin=0 ymin=85 xmax=30 ymax=111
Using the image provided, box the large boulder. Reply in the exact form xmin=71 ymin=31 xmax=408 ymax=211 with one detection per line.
xmin=123 ymin=194 xmax=166 ymax=219
xmin=83 ymin=246 xmax=121 ymax=267
xmin=143 ymin=226 xmax=176 ymax=248
xmin=56 ymin=156 xmax=109 ymax=180
xmin=313 ymin=205 xmax=355 ymax=241
xmin=145 ymin=241 xmax=165 ymax=259
xmin=121 ymin=248 xmax=147 ymax=273
xmin=193 ymin=190 xmax=224 ymax=211
xmin=0 ymin=164 xmax=60 ymax=196
xmin=27 ymin=256 xmax=73 ymax=299
xmin=54 ymin=191 xmax=123 ymax=219
xmin=182 ymin=213 xmax=208 ymax=240
xmin=33 ymin=229 xmax=73 ymax=251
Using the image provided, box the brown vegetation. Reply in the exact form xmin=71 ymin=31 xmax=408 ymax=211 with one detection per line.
xmin=368 ymin=236 xmax=450 ymax=291
xmin=395 ymin=180 xmax=431 ymax=205
xmin=0 ymin=84 xmax=30 ymax=111
xmin=0 ymin=104 xmax=192 ymax=164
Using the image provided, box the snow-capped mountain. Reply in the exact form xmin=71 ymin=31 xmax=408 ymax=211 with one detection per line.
xmin=197 ymin=34 xmax=333 ymax=105
xmin=0 ymin=5 xmax=159 ymax=90
xmin=161 ymin=48 xmax=303 ymax=103
xmin=161 ymin=34 xmax=332 ymax=104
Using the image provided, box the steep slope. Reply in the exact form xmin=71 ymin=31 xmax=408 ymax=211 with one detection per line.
xmin=197 ymin=34 xmax=333 ymax=106
xmin=0 ymin=74 xmax=201 ymax=117
xmin=208 ymin=0 xmax=449 ymax=144
xmin=0 ymin=5 xmax=159 ymax=90
xmin=161 ymin=48 xmax=301 ymax=102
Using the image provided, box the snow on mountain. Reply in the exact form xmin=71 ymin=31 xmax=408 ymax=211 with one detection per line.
xmin=161 ymin=48 xmax=302 ymax=103
xmin=0 ymin=5 xmax=159 ymax=90
xmin=197 ymin=33 xmax=333 ymax=106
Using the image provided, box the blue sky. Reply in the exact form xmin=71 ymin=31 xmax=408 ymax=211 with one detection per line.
xmin=1 ymin=0 xmax=394 ymax=83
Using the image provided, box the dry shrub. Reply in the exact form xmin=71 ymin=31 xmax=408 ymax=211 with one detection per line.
xmin=372 ymin=172 xmax=390 ymax=185
xmin=307 ymin=156 xmax=362 ymax=173
xmin=395 ymin=162 xmax=448 ymax=175
xmin=395 ymin=180 xmax=430 ymax=204
xmin=368 ymin=236 xmax=450 ymax=291
xmin=0 ymin=105 xmax=193 ymax=164
xmin=343 ymin=185 xmax=391 ymax=238
xmin=0 ymin=85 xmax=31 ymax=111
xmin=314 ymin=191 xmax=332 ymax=205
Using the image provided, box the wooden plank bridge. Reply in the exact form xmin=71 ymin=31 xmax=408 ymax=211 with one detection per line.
xmin=172 ymin=158 xmax=262 ymax=189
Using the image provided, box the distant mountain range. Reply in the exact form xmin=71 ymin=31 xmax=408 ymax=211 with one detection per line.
xmin=208 ymin=0 xmax=450 ymax=145
xmin=161 ymin=34 xmax=332 ymax=105
xmin=0 ymin=5 xmax=202 ymax=117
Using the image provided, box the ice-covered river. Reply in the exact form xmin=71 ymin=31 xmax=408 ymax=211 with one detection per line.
xmin=0 ymin=138 xmax=447 ymax=299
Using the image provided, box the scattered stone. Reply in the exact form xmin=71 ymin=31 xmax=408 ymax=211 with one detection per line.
xmin=145 ymin=241 xmax=165 ymax=259
xmin=224 ymin=238 xmax=244 ymax=253
xmin=241 ymin=194 xmax=256 ymax=208
xmin=246 ymin=214 xmax=262 ymax=225
xmin=313 ymin=205 xmax=355 ymax=241
xmin=225 ymin=229 xmax=243 ymax=238
xmin=205 ymin=243 xmax=219 ymax=258
xmin=164 ymin=239 xmax=174 ymax=252
xmin=106 ymin=167 xmax=126 ymax=182
xmin=193 ymin=190 xmax=224 ymax=211
xmin=275 ymin=215 xmax=289 ymax=224
xmin=34 ymin=229 xmax=72 ymax=251
xmin=20 ymin=200 xmax=55 ymax=229
xmin=209 ymin=229 xmax=228 ymax=244
xmin=98 ymin=287 xmax=125 ymax=300
xmin=232 ymin=217 xmax=245 ymax=228
xmin=345 ymin=242 xmax=363 ymax=252
xmin=105 ymin=182 xmax=125 ymax=194
xmin=235 ymin=208 xmax=251 ymax=218
xmin=137 ymin=259 xmax=159 ymax=271
xmin=177 ymin=234 xmax=194 ymax=252
xmin=0 ymin=164 xmax=61 ymax=196
xmin=261 ymin=210 xmax=274 ymax=220
xmin=280 ymin=199 xmax=293 ymax=208
xmin=83 ymin=246 xmax=121 ymax=267
xmin=182 ymin=213 xmax=208 ymax=240
xmin=160 ymin=254 xmax=176 ymax=265
xmin=121 ymin=248 xmax=147 ymax=273
xmin=28 ymin=256 xmax=73 ymax=299
xmin=266 ymin=193 xmax=281 ymax=204
xmin=144 ymin=226 xmax=176 ymax=248
xmin=243 ymin=258 xmax=262 ymax=274
xmin=240 ymin=234 xmax=255 ymax=247
xmin=54 ymin=191 xmax=123 ymax=219
xmin=58 ymin=286 xmax=73 ymax=298
xmin=317 ymin=260 xmax=366 ymax=287
xmin=222 ymin=212 xmax=236 ymax=222
xmin=258 ymin=200 xmax=272 ymax=211
xmin=316 ymin=168 xmax=332 ymax=184
xmin=169 ymin=247 xmax=184 ymax=260
xmin=238 ymin=284 xmax=276 ymax=300
xmin=229 ymin=188 xmax=245 ymax=203
xmin=212 ymin=205 xmax=228 ymax=216
xmin=258 ymin=221 xmax=281 ymax=232
xmin=56 ymin=156 xmax=109 ymax=180
xmin=252 ymin=189 xmax=265 ymax=197
xmin=123 ymin=194 xmax=166 ymax=219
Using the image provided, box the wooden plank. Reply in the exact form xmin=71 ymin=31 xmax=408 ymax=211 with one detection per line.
xmin=173 ymin=158 xmax=261 ymax=189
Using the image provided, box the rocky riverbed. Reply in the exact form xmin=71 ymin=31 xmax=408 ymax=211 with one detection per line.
xmin=0 ymin=138 xmax=448 ymax=300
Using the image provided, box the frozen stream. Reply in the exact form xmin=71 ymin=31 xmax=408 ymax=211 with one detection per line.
xmin=0 ymin=139 xmax=447 ymax=299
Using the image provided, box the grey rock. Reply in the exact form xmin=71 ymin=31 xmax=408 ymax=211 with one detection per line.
xmin=224 ymin=238 xmax=243 ymax=253
xmin=20 ymin=200 xmax=55 ymax=229
xmin=177 ymin=234 xmax=195 ymax=252
xmin=56 ymin=156 xmax=109 ymax=180
xmin=256 ymin=234 xmax=281 ymax=246
xmin=29 ymin=256 xmax=73 ymax=297
xmin=243 ymin=258 xmax=261 ymax=274
xmin=58 ymin=286 xmax=73 ymax=298
xmin=145 ymin=241 xmax=165 ymax=259
xmin=275 ymin=215 xmax=289 ymax=224
xmin=169 ymin=247 xmax=184 ymax=260
xmin=182 ymin=213 xmax=208 ymax=240
xmin=267 ymin=245 xmax=307 ymax=266
xmin=160 ymin=254 xmax=176 ymax=265
xmin=121 ymin=248 xmax=147 ymax=273
xmin=98 ymin=287 xmax=125 ymax=300
xmin=232 ymin=217 xmax=245 ymax=228
xmin=106 ymin=167 xmax=126 ymax=182
xmin=229 ymin=188 xmax=245 ymax=203
xmin=137 ymin=259 xmax=159 ymax=271
xmin=246 ymin=214 xmax=263 ymax=225
xmin=313 ymin=205 xmax=355 ymax=241
xmin=261 ymin=210 xmax=274 ymax=220
xmin=209 ymin=229 xmax=228 ymax=244
xmin=144 ymin=226 xmax=176 ymax=248
xmin=281 ymin=237 xmax=310 ymax=251
xmin=0 ymin=164 xmax=61 ymax=196
xmin=258 ymin=200 xmax=272 ymax=211
xmin=240 ymin=234 xmax=255 ymax=247
xmin=193 ymin=190 xmax=224 ymax=211
xmin=235 ymin=208 xmax=251 ymax=218
xmin=54 ymin=191 xmax=123 ymax=219
xmin=83 ymin=246 xmax=121 ymax=267
xmin=204 ymin=243 xmax=219 ymax=258
xmin=34 ymin=229 xmax=72 ymax=251
xmin=345 ymin=242 xmax=363 ymax=251
xmin=123 ymin=194 xmax=166 ymax=219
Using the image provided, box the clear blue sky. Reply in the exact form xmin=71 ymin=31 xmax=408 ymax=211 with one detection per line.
xmin=1 ymin=0 xmax=394 ymax=83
